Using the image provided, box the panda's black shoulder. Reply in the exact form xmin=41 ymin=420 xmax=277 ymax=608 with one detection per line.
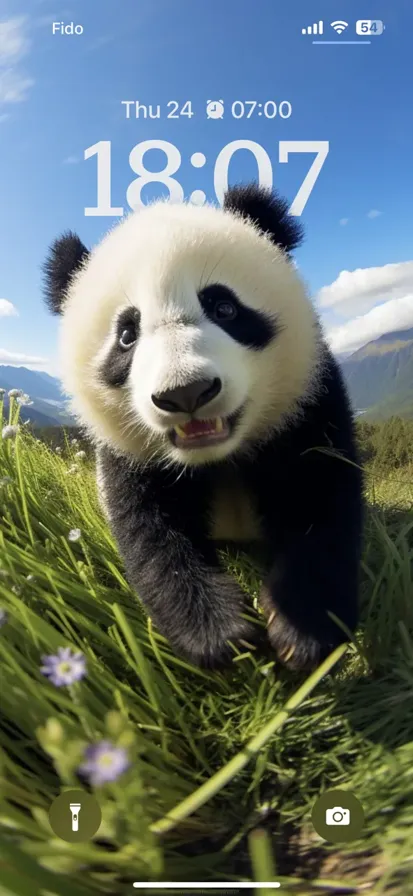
xmin=285 ymin=348 xmax=358 ymax=454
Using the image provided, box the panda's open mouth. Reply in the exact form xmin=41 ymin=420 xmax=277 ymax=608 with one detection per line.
xmin=170 ymin=412 xmax=238 ymax=449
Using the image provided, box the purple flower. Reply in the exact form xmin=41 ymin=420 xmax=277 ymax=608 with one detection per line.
xmin=0 ymin=608 xmax=7 ymax=628
xmin=78 ymin=741 xmax=130 ymax=786
xmin=40 ymin=647 xmax=86 ymax=687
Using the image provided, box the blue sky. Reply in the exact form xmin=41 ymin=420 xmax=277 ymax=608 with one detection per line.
xmin=0 ymin=0 xmax=412 ymax=374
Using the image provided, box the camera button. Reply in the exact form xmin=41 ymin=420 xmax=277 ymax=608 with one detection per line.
xmin=311 ymin=789 xmax=364 ymax=843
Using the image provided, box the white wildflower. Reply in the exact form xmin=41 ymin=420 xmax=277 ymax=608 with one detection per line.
xmin=55 ymin=446 xmax=62 ymax=454
xmin=68 ymin=528 xmax=82 ymax=542
xmin=0 ymin=387 xmax=5 ymax=396
xmin=17 ymin=393 xmax=32 ymax=406
xmin=75 ymin=450 xmax=86 ymax=459
xmin=2 ymin=425 xmax=18 ymax=440
xmin=71 ymin=438 xmax=79 ymax=446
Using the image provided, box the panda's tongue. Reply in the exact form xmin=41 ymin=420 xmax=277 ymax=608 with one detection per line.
xmin=173 ymin=417 xmax=229 ymax=447
xmin=183 ymin=419 xmax=220 ymax=436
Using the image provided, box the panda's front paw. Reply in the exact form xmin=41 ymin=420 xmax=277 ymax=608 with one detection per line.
xmin=265 ymin=608 xmax=338 ymax=671
xmin=177 ymin=614 xmax=259 ymax=670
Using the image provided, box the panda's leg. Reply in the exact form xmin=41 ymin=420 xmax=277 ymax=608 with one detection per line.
xmin=97 ymin=447 xmax=258 ymax=668
xmin=259 ymin=451 xmax=363 ymax=671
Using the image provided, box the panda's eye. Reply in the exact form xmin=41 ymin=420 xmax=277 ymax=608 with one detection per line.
xmin=213 ymin=300 xmax=237 ymax=321
xmin=119 ymin=322 xmax=137 ymax=349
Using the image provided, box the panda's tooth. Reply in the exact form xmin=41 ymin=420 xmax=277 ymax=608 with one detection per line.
xmin=174 ymin=424 xmax=187 ymax=438
xmin=215 ymin=417 xmax=223 ymax=432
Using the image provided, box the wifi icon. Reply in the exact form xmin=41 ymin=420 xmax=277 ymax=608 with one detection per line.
xmin=331 ymin=20 xmax=349 ymax=34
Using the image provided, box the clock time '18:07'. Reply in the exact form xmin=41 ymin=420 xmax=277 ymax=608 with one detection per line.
xmin=84 ymin=139 xmax=329 ymax=217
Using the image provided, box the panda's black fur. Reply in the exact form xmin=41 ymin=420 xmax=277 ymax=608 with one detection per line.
xmin=43 ymin=185 xmax=363 ymax=671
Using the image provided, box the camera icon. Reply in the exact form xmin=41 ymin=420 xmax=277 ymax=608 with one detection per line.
xmin=325 ymin=806 xmax=351 ymax=825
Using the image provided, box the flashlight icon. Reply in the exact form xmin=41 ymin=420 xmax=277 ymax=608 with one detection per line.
xmin=69 ymin=802 xmax=81 ymax=832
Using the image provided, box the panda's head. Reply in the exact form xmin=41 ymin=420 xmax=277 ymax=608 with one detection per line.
xmin=44 ymin=186 xmax=322 ymax=467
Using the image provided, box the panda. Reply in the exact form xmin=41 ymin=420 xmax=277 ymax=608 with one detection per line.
xmin=43 ymin=184 xmax=363 ymax=671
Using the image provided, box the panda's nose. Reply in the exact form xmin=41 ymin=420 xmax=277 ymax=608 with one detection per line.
xmin=151 ymin=377 xmax=222 ymax=414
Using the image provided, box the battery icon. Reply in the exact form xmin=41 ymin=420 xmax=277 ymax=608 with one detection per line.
xmin=356 ymin=20 xmax=384 ymax=35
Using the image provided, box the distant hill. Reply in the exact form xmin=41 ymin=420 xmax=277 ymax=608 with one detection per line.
xmin=341 ymin=327 xmax=413 ymax=419
xmin=0 ymin=365 xmax=75 ymax=427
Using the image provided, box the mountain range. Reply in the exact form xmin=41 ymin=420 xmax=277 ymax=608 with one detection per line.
xmin=0 ymin=365 xmax=74 ymax=427
xmin=340 ymin=326 xmax=413 ymax=419
xmin=1 ymin=324 xmax=413 ymax=429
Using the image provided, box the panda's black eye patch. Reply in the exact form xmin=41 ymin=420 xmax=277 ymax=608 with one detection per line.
xmin=198 ymin=284 xmax=276 ymax=350
xmin=100 ymin=306 xmax=141 ymax=387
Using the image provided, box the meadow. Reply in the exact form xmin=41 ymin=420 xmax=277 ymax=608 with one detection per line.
xmin=1 ymin=391 xmax=413 ymax=895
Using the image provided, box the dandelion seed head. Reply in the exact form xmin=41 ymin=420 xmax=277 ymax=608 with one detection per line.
xmin=75 ymin=450 xmax=86 ymax=459
xmin=8 ymin=389 xmax=23 ymax=398
xmin=68 ymin=528 xmax=82 ymax=542
xmin=2 ymin=425 xmax=18 ymax=441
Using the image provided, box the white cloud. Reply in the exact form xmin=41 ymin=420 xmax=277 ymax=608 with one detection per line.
xmin=317 ymin=261 xmax=413 ymax=317
xmin=317 ymin=260 xmax=413 ymax=355
xmin=339 ymin=218 xmax=349 ymax=226
xmin=0 ymin=298 xmax=18 ymax=316
xmin=0 ymin=17 xmax=33 ymax=105
xmin=0 ymin=16 xmax=29 ymax=62
xmin=0 ymin=349 xmax=49 ymax=368
xmin=325 ymin=294 xmax=413 ymax=355
xmin=367 ymin=209 xmax=381 ymax=219
xmin=0 ymin=69 xmax=33 ymax=103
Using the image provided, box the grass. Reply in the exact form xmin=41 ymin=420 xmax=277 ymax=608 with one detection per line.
xmin=1 ymin=395 xmax=413 ymax=895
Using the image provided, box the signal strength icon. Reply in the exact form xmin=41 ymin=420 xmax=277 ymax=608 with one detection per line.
xmin=330 ymin=20 xmax=349 ymax=34
xmin=302 ymin=20 xmax=323 ymax=35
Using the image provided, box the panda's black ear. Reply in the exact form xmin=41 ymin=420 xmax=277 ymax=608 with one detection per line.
xmin=43 ymin=232 xmax=89 ymax=315
xmin=223 ymin=184 xmax=303 ymax=254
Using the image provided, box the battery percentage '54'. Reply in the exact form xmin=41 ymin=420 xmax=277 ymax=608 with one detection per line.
xmin=83 ymin=139 xmax=329 ymax=217
xmin=356 ymin=20 xmax=385 ymax=34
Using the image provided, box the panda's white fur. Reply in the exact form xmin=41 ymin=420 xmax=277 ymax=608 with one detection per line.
xmin=58 ymin=198 xmax=323 ymax=468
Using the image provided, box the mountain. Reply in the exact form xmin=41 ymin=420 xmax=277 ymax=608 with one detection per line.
xmin=0 ymin=366 xmax=75 ymax=427
xmin=340 ymin=326 xmax=413 ymax=419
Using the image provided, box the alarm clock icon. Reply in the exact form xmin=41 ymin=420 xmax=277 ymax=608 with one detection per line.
xmin=206 ymin=100 xmax=224 ymax=119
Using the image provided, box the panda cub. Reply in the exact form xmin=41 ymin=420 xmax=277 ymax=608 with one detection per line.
xmin=44 ymin=185 xmax=363 ymax=671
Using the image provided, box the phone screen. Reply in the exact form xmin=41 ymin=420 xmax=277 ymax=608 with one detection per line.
xmin=1 ymin=2 xmax=412 ymax=895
